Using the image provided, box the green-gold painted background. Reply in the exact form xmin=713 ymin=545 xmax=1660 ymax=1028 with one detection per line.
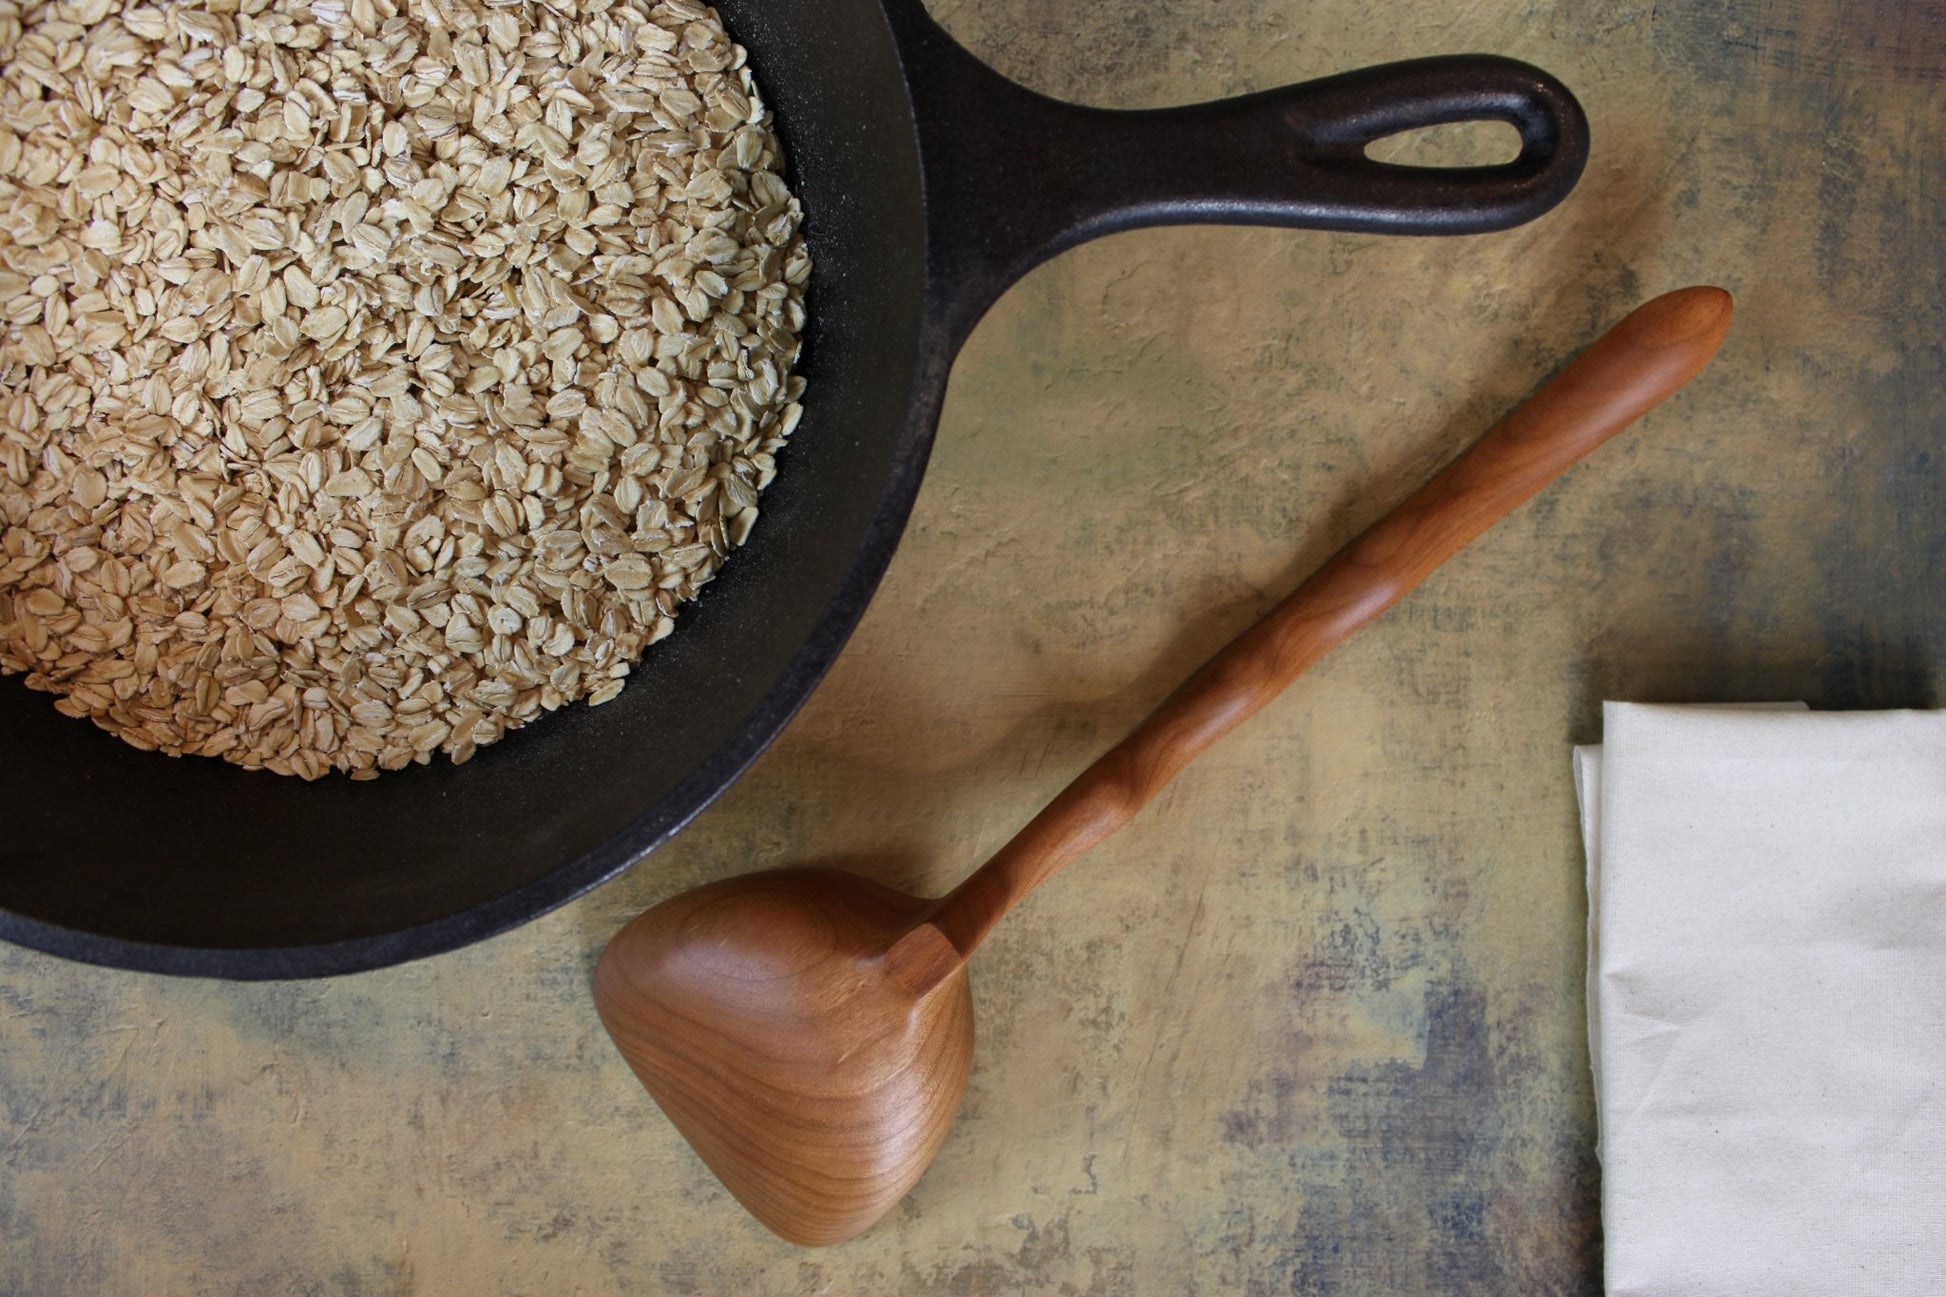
xmin=4 ymin=0 xmax=1941 ymax=1291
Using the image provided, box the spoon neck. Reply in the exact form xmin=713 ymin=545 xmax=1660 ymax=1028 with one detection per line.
xmin=878 ymin=839 xmax=1050 ymax=996
xmin=881 ymin=920 xmax=963 ymax=998
xmin=929 ymin=853 xmax=1031 ymax=957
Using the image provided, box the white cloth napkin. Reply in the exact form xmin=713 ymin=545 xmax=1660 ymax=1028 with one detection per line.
xmin=1575 ymin=702 xmax=1946 ymax=1297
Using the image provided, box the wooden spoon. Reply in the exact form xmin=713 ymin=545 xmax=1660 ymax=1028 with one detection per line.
xmin=595 ymin=287 xmax=1734 ymax=1246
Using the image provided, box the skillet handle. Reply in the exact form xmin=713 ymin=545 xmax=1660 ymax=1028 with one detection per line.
xmin=883 ymin=1 xmax=1589 ymax=347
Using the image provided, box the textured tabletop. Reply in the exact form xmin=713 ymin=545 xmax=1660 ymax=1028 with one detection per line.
xmin=5 ymin=1 xmax=1942 ymax=1293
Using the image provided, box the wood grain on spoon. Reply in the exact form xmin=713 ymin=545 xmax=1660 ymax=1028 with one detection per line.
xmin=595 ymin=286 xmax=1734 ymax=1247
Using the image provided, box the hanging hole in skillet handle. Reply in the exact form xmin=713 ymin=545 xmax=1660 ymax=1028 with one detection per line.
xmin=882 ymin=0 xmax=1590 ymax=346
xmin=1364 ymin=120 xmax=1525 ymax=168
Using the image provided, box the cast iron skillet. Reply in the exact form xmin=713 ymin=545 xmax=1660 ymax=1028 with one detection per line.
xmin=0 ymin=0 xmax=1588 ymax=977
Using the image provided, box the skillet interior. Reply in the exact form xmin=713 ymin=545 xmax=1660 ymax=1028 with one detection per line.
xmin=0 ymin=0 xmax=931 ymax=975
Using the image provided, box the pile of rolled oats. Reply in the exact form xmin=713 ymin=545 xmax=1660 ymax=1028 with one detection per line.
xmin=0 ymin=0 xmax=809 ymax=778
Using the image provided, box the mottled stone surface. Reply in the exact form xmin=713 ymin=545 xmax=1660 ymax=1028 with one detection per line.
xmin=4 ymin=1 xmax=1941 ymax=1293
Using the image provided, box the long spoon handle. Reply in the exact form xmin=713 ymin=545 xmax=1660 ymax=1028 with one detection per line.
xmin=888 ymin=287 xmax=1733 ymax=990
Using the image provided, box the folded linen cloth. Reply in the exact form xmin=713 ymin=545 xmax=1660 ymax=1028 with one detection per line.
xmin=1575 ymin=702 xmax=1946 ymax=1297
